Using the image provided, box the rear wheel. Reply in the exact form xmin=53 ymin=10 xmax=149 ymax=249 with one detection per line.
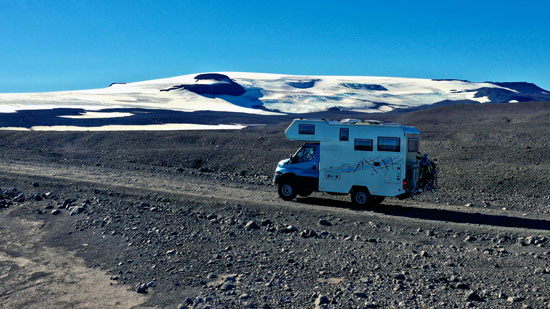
xmin=351 ymin=188 xmax=371 ymax=208
xmin=278 ymin=180 xmax=298 ymax=201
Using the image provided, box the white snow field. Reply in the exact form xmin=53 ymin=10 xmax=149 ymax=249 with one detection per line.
xmin=0 ymin=72 xmax=528 ymax=130
xmin=0 ymin=123 xmax=246 ymax=131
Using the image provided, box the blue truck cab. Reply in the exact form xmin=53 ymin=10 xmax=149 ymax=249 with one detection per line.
xmin=274 ymin=143 xmax=320 ymax=199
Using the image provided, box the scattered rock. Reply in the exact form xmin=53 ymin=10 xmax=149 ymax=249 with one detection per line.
xmin=284 ymin=225 xmax=297 ymax=233
xmin=245 ymin=220 xmax=259 ymax=231
xmin=318 ymin=219 xmax=332 ymax=226
xmin=63 ymin=198 xmax=76 ymax=208
xmin=70 ymin=206 xmax=85 ymax=216
xmin=136 ymin=283 xmax=148 ymax=294
xmin=315 ymin=295 xmax=330 ymax=305
xmin=507 ymin=296 xmax=524 ymax=303
xmin=534 ymin=267 xmax=546 ymax=274
xmin=354 ymin=292 xmax=368 ymax=298
xmin=13 ymin=193 xmax=25 ymax=203
xmin=51 ymin=209 xmax=60 ymax=215
xmin=220 ymin=282 xmax=235 ymax=291
xmin=466 ymin=291 xmax=483 ymax=302
xmin=300 ymin=229 xmax=318 ymax=238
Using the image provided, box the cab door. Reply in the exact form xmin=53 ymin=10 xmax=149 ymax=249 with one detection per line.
xmin=290 ymin=144 xmax=319 ymax=190
xmin=291 ymin=144 xmax=319 ymax=177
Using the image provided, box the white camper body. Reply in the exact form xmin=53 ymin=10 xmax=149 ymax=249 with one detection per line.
xmin=282 ymin=119 xmax=421 ymax=198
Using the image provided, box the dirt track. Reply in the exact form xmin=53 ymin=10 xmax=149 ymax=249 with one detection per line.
xmin=2 ymin=161 xmax=550 ymax=233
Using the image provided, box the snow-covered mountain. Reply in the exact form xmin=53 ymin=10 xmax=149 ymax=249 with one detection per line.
xmin=1 ymin=72 xmax=549 ymax=130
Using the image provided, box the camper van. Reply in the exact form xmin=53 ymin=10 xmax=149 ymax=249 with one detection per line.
xmin=273 ymin=119 xmax=437 ymax=207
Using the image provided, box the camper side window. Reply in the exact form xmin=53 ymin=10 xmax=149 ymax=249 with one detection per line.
xmin=354 ymin=139 xmax=373 ymax=151
xmin=408 ymin=138 xmax=419 ymax=152
xmin=378 ymin=137 xmax=400 ymax=152
xmin=340 ymin=128 xmax=349 ymax=141
xmin=299 ymin=124 xmax=315 ymax=135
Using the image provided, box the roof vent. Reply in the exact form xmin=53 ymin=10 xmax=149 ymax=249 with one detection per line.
xmin=361 ymin=120 xmax=383 ymax=125
xmin=340 ymin=119 xmax=361 ymax=124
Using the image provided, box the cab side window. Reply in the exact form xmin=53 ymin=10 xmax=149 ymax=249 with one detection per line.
xmin=301 ymin=147 xmax=316 ymax=162
xmin=294 ymin=146 xmax=316 ymax=163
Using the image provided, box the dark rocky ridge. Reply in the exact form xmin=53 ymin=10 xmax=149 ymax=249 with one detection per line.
xmin=473 ymin=87 xmax=544 ymax=103
xmin=160 ymin=73 xmax=246 ymax=96
xmin=490 ymin=82 xmax=549 ymax=94
xmin=287 ymin=79 xmax=319 ymax=89
xmin=341 ymin=83 xmax=388 ymax=91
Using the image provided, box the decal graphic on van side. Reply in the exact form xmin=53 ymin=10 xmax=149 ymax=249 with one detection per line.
xmin=322 ymin=156 xmax=402 ymax=174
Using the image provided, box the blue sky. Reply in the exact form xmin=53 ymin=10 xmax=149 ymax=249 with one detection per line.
xmin=1 ymin=0 xmax=549 ymax=92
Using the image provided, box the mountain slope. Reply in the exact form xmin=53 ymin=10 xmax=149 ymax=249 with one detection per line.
xmin=1 ymin=72 xmax=549 ymax=130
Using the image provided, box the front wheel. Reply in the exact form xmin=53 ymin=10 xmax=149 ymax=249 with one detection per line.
xmin=278 ymin=180 xmax=298 ymax=201
xmin=351 ymin=188 xmax=371 ymax=208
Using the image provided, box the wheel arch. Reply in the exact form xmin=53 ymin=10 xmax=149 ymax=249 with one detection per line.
xmin=278 ymin=172 xmax=297 ymax=183
xmin=349 ymin=185 xmax=370 ymax=195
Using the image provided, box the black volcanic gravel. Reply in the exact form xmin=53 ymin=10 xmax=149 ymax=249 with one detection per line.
xmin=1 ymin=102 xmax=549 ymax=308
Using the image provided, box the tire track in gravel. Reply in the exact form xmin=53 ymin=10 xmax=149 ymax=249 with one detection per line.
xmin=0 ymin=210 xmax=148 ymax=309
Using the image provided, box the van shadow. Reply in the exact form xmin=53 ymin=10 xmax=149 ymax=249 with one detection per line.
xmin=295 ymin=197 xmax=550 ymax=231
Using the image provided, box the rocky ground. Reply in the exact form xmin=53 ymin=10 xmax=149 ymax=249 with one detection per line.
xmin=1 ymin=102 xmax=549 ymax=308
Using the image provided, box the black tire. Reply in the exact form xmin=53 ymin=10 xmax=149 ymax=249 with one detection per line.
xmin=350 ymin=188 xmax=371 ymax=208
xmin=297 ymin=190 xmax=312 ymax=197
xmin=371 ymin=196 xmax=385 ymax=205
xmin=278 ymin=180 xmax=298 ymax=201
